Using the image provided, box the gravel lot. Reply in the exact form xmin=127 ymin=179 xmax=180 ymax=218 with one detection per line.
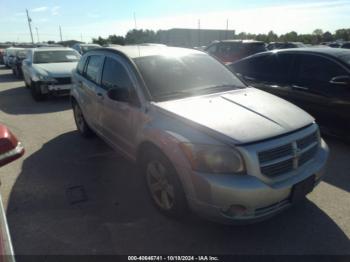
xmin=0 ymin=66 xmax=349 ymax=255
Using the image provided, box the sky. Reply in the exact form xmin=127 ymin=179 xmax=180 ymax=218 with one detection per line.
xmin=0 ymin=0 xmax=349 ymax=43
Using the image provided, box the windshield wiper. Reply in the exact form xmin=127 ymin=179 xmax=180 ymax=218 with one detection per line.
xmin=157 ymin=91 xmax=193 ymax=100
xmin=190 ymin=84 xmax=243 ymax=95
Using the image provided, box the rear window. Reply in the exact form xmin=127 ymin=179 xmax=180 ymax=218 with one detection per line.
xmin=243 ymin=43 xmax=267 ymax=56
xmin=33 ymin=50 xmax=80 ymax=64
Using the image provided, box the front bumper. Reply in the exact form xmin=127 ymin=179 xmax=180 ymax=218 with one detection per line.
xmin=38 ymin=82 xmax=72 ymax=94
xmin=184 ymin=139 xmax=329 ymax=224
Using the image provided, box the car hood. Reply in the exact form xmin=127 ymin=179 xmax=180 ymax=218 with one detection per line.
xmin=154 ymin=88 xmax=314 ymax=144
xmin=33 ymin=62 xmax=77 ymax=77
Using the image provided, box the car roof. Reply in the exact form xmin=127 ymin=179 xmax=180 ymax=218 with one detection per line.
xmin=79 ymin=44 xmax=100 ymax=46
xmin=218 ymin=39 xmax=264 ymax=44
xmin=32 ymin=47 xmax=75 ymax=52
xmin=99 ymin=45 xmax=203 ymax=59
xmin=269 ymin=47 xmax=350 ymax=58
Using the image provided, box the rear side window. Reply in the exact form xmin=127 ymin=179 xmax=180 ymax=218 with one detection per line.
xmin=101 ymin=57 xmax=133 ymax=90
xmin=77 ymin=55 xmax=88 ymax=75
xmin=84 ymin=55 xmax=104 ymax=84
xmin=295 ymin=54 xmax=348 ymax=83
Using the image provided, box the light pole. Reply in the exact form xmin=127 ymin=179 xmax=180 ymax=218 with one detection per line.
xmin=35 ymin=27 xmax=39 ymax=43
xmin=26 ymin=9 xmax=34 ymax=44
xmin=59 ymin=25 xmax=63 ymax=42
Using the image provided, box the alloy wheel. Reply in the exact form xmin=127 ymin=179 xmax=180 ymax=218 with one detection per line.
xmin=146 ymin=160 xmax=175 ymax=210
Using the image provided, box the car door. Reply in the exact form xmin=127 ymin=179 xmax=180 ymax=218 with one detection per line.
xmin=21 ymin=51 xmax=32 ymax=83
xmin=291 ymin=53 xmax=350 ymax=132
xmin=80 ymin=54 xmax=105 ymax=131
xmin=99 ymin=55 xmax=143 ymax=158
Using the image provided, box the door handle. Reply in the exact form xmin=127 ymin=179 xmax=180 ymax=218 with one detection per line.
xmin=292 ymin=85 xmax=309 ymax=91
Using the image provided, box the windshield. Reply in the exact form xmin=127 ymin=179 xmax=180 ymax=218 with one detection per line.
xmin=134 ymin=53 xmax=246 ymax=101
xmin=16 ymin=50 xmax=27 ymax=58
xmin=33 ymin=50 xmax=80 ymax=64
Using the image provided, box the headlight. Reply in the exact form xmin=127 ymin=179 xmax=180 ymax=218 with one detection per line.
xmin=180 ymin=143 xmax=245 ymax=174
xmin=36 ymin=74 xmax=57 ymax=82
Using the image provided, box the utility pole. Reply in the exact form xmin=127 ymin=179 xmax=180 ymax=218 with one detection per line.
xmin=225 ymin=19 xmax=229 ymax=40
xmin=133 ymin=12 xmax=137 ymax=30
xmin=80 ymin=33 xmax=83 ymax=42
xmin=198 ymin=19 xmax=201 ymax=46
xmin=35 ymin=27 xmax=39 ymax=43
xmin=59 ymin=25 xmax=63 ymax=42
xmin=26 ymin=9 xmax=34 ymax=44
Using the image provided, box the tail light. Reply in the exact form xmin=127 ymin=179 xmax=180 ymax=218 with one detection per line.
xmin=0 ymin=125 xmax=24 ymax=167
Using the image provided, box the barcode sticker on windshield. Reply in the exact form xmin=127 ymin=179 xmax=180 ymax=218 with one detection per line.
xmin=66 ymin=55 xmax=77 ymax=59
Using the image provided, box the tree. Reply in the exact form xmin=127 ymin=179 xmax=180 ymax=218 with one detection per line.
xmin=108 ymin=35 xmax=125 ymax=45
xmin=322 ymin=31 xmax=333 ymax=42
xmin=92 ymin=36 xmax=108 ymax=46
xmin=280 ymin=31 xmax=298 ymax=42
xmin=267 ymin=30 xmax=278 ymax=42
xmin=335 ymin=29 xmax=350 ymax=41
xmin=313 ymin=29 xmax=323 ymax=36
xmin=125 ymin=29 xmax=157 ymax=44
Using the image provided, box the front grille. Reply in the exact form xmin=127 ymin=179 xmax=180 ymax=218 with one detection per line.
xmin=260 ymin=158 xmax=294 ymax=177
xmin=299 ymin=145 xmax=318 ymax=166
xmin=54 ymin=77 xmax=71 ymax=85
xmin=258 ymin=131 xmax=319 ymax=177
xmin=258 ymin=143 xmax=292 ymax=164
xmin=297 ymin=131 xmax=318 ymax=149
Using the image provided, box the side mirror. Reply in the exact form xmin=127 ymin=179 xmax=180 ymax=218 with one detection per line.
xmin=22 ymin=59 xmax=31 ymax=66
xmin=0 ymin=125 xmax=24 ymax=168
xmin=329 ymin=75 xmax=350 ymax=86
xmin=107 ymin=88 xmax=130 ymax=102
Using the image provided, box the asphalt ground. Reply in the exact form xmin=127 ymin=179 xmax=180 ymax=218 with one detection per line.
xmin=0 ymin=66 xmax=349 ymax=256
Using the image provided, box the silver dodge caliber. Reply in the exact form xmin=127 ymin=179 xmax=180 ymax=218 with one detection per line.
xmin=71 ymin=46 xmax=329 ymax=224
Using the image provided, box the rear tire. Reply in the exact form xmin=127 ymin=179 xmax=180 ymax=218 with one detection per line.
xmin=142 ymin=148 xmax=188 ymax=218
xmin=30 ymin=82 xmax=47 ymax=101
xmin=72 ymin=102 xmax=95 ymax=138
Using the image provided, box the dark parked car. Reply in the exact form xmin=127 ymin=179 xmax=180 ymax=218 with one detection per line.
xmin=341 ymin=42 xmax=350 ymax=49
xmin=230 ymin=48 xmax=350 ymax=138
xmin=11 ymin=49 xmax=28 ymax=78
xmin=0 ymin=49 xmax=4 ymax=65
xmin=267 ymin=42 xmax=306 ymax=50
xmin=205 ymin=40 xmax=267 ymax=64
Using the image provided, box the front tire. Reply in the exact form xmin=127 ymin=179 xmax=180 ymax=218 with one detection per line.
xmin=30 ymin=82 xmax=47 ymax=101
xmin=143 ymin=148 xmax=188 ymax=218
xmin=73 ymin=102 xmax=95 ymax=138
